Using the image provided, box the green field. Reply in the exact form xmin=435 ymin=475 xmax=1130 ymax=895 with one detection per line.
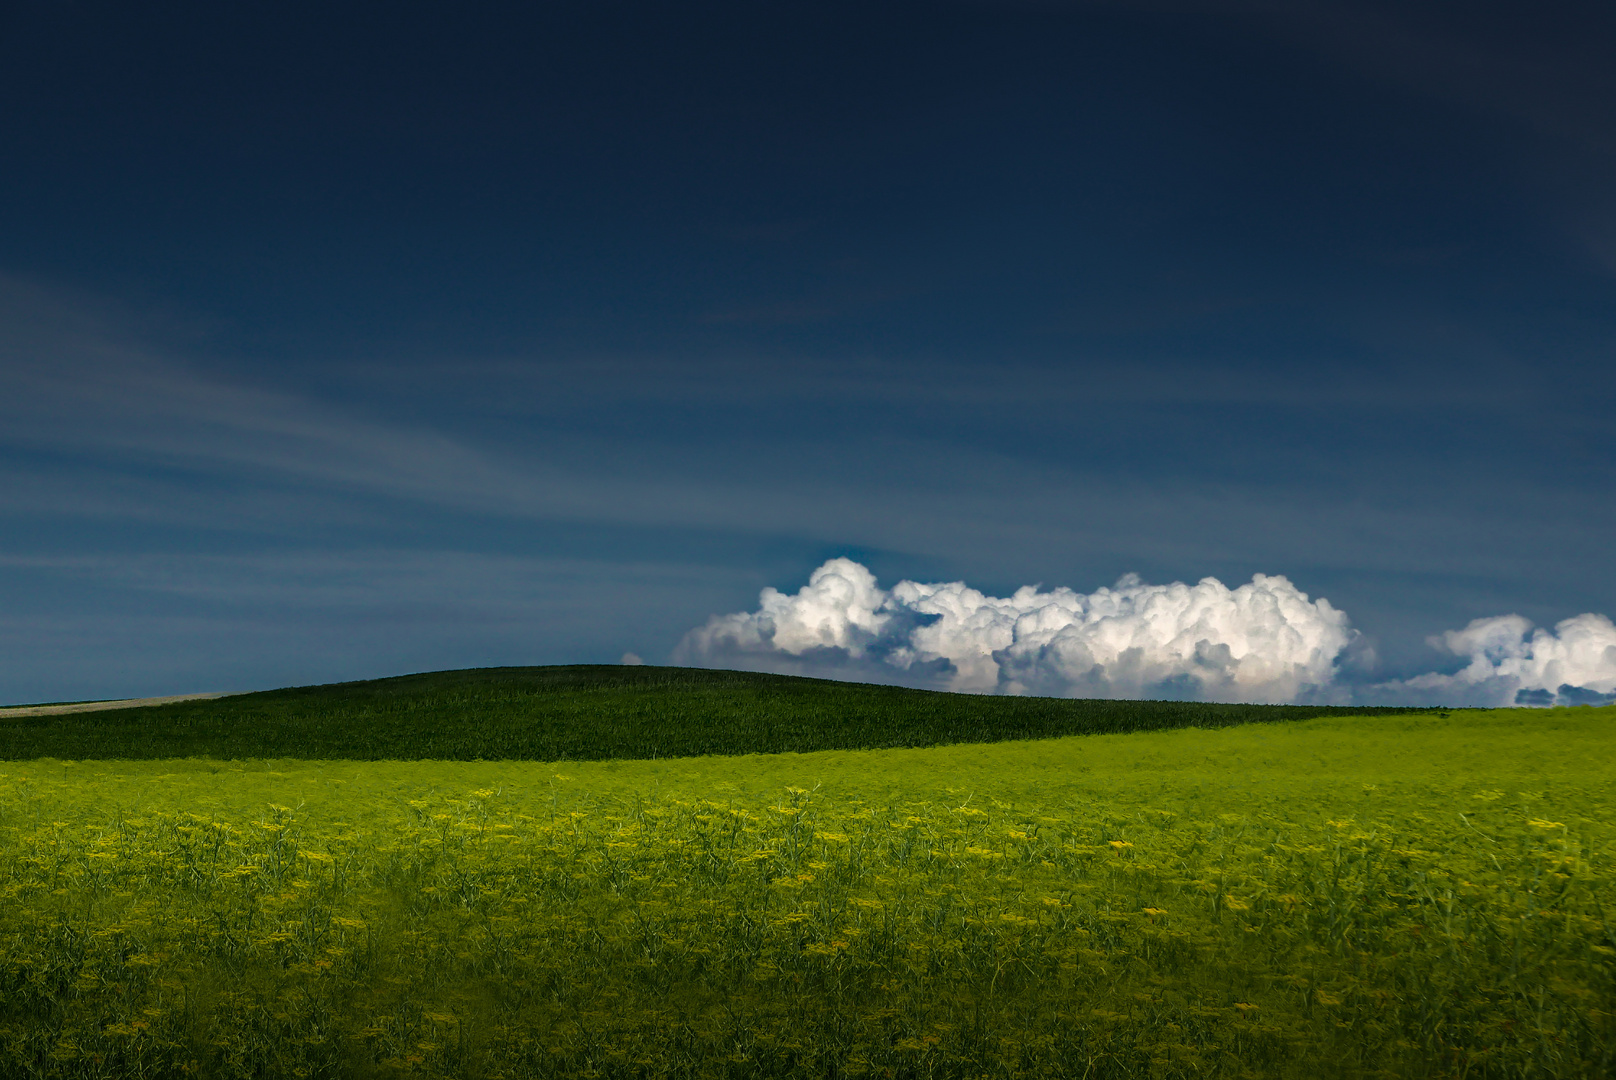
xmin=0 ymin=666 xmax=1425 ymax=762
xmin=1 ymin=670 xmax=1612 ymax=1079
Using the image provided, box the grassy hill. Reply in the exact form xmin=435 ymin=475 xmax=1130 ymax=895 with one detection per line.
xmin=0 ymin=664 xmax=1428 ymax=760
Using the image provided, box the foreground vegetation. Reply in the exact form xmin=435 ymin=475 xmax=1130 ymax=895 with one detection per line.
xmin=0 ymin=665 xmax=1426 ymax=761
xmin=2 ymin=705 xmax=1612 ymax=1079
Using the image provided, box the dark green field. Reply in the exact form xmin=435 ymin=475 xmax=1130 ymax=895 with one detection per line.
xmin=0 ymin=665 xmax=1426 ymax=761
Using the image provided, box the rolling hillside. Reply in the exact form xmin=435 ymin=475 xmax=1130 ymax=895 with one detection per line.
xmin=0 ymin=664 xmax=1428 ymax=760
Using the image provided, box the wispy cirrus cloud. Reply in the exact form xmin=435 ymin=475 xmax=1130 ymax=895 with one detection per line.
xmin=0 ymin=275 xmax=547 ymax=518
xmin=4 ymin=274 xmax=1613 ymax=707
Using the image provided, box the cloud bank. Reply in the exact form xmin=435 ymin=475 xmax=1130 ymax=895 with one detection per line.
xmin=674 ymin=559 xmax=1616 ymax=706
xmin=1372 ymin=614 xmax=1616 ymax=708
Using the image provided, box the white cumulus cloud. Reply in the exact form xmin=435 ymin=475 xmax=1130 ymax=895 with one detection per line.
xmin=674 ymin=558 xmax=1616 ymax=706
xmin=1376 ymin=613 xmax=1616 ymax=707
xmin=674 ymin=558 xmax=1354 ymax=703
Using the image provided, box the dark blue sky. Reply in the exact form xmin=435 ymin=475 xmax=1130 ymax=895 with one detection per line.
xmin=2 ymin=0 xmax=1613 ymax=703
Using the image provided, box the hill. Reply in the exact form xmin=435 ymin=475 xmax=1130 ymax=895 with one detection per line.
xmin=0 ymin=664 xmax=1429 ymax=760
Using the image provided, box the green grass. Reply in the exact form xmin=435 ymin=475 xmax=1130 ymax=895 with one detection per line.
xmin=2 ymin=667 xmax=1606 ymax=1078
xmin=1 ymin=707 xmax=1612 ymax=1079
xmin=0 ymin=665 xmax=1429 ymax=761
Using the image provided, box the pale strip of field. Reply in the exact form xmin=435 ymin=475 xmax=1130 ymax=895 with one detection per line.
xmin=0 ymin=692 xmax=229 ymax=718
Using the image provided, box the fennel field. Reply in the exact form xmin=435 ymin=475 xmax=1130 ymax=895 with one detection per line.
xmin=1 ymin=705 xmax=1613 ymax=1079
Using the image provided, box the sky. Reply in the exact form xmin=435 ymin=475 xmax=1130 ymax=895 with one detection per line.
xmin=2 ymin=0 xmax=1613 ymax=706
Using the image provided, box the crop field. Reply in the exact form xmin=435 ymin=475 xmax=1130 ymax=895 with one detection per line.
xmin=0 ymin=666 xmax=1424 ymax=761
xmin=2 ymin=700 xmax=1613 ymax=1079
